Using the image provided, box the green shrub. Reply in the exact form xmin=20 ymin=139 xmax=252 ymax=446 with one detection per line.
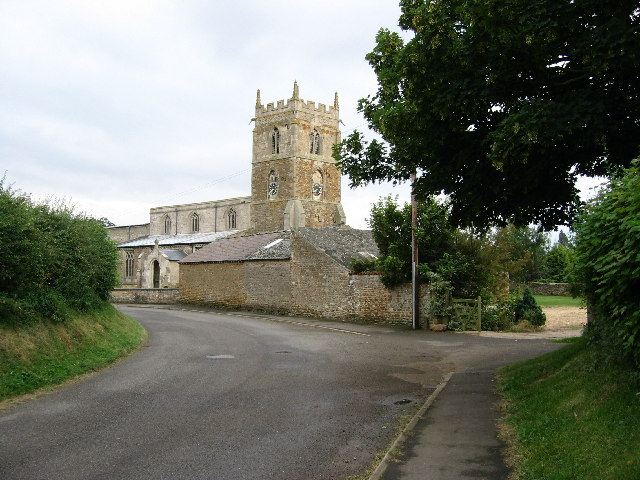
xmin=0 ymin=179 xmax=118 ymax=324
xmin=350 ymin=257 xmax=377 ymax=273
xmin=574 ymin=160 xmax=640 ymax=371
xmin=514 ymin=288 xmax=546 ymax=326
xmin=482 ymin=294 xmax=519 ymax=331
xmin=423 ymin=272 xmax=453 ymax=325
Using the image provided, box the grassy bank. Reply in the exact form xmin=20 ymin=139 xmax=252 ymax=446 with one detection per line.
xmin=533 ymin=295 xmax=583 ymax=307
xmin=0 ymin=304 xmax=146 ymax=403
xmin=499 ymin=339 xmax=640 ymax=479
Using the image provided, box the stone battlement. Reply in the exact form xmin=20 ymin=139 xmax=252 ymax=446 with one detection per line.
xmin=256 ymin=81 xmax=339 ymax=118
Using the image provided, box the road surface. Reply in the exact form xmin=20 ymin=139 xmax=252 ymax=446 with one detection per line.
xmin=0 ymin=306 xmax=560 ymax=479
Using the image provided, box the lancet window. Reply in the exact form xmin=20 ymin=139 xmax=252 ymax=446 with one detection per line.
xmin=191 ymin=212 xmax=200 ymax=232
xmin=125 ymin=250 xmax=134 ymax=277
xmin=227 ymin=208 xmax=237 ymax=229
xmin=271 ymin=127 xmax=280 ymax=154
xmin=310 ymin=129 xmax=321 ymax=154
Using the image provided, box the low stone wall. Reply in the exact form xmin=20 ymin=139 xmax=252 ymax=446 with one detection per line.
xmin=110 ymin=288 xmax=180 ymax=304
xmin=520 ymin=282 xmax=571 ymax=296
xmin=347 ymin=274 xmax=432 ymax=327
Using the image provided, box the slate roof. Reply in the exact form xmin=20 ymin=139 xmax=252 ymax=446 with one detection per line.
xmin=178 ymin=226 xmax=379 ymax=267
xmin=160 ymin=249 xmax=189 ymax=262
xmin=180 ymin=232 xmax=290 ymax=264
xmin=117 ymin=231 xmax=240 ymax=248
xmin=295 ymin=225 xmax=379 ymax=268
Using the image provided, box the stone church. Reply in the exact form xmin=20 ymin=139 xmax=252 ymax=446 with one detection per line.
xmin=109 ymin=82 xmax=434 ymax=325
xmin=109 ymin=82 xmax=351 ymax=289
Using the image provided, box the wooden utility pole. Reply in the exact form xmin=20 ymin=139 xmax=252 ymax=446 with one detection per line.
xmin=411 ymin=172 xmax=419 ymax=330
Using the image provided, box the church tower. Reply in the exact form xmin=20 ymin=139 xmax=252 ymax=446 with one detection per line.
xmin=250 ymin=82 xmax=346 ymax=232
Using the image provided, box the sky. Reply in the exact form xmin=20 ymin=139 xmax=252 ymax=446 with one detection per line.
xmin=1 ymin=1 xmax=603 ymax=231
xmin=1 ymin=0 xmax=413 ymax=229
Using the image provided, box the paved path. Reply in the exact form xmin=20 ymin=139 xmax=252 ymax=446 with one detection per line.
xmin=0 ymin=306 xmax=563 ymax=479
xmin=380 ymin=369 xmax=510 ymax=479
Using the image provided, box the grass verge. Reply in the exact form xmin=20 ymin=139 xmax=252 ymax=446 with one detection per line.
xmin=0 ymin=303 xmax=146 ymax=404
xmin=533 ymin=295 xmax=583 ymax=307
xmin=498 ymin=339 xmax=640 ymax=479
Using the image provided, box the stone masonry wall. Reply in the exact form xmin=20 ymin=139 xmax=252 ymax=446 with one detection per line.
xmin=176 ymin=239 xmax=432 ymax=327
xmin=289 ymin=235 xmax=352 ymax=317
xmin=179 ymin=262 xmax=247 ymax=308
xmin=108 ymin=224 xmax=150 ymax=244
xmin=245 ymin=261 xmax=291 ymax=312
xmin=348 ymin=274 xmax=431 ymax=325
xmin=111 ymin=288 xmax=179 ymax=304
xmin=520 ymin=282 xmax=571 ymax=296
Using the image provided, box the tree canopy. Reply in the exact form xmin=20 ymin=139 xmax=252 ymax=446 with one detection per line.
xmin=334 ymin=0 xmax=640 ymax=228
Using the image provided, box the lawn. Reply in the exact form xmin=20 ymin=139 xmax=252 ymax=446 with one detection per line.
xmin=533 ymin=295 xmax=583 ymax=307
xmin=499 ymin=339 xmax=640 ymax=479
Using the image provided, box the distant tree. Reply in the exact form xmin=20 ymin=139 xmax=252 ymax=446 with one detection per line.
xmin=543 ymin=242 xmax=576 ymax=283
xmin=334 ymin=0 xmax=640 ymax=228
xmin=98 ymin=217 xmax=115 ymax=227
xmin=557 ymin=230 xmax=570 ymax=247
xmin=488 ymin=225 xmax=548 ymax=284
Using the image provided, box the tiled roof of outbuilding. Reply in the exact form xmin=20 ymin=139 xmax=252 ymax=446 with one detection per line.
xmin=180 ymin=231 xmax=290 ymax=264
xmin=295 ymin=225 xmax=379 ymax=268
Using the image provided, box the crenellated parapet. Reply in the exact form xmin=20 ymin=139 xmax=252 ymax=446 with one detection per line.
xmin=254 ymin=81 xmax=339 ymax=125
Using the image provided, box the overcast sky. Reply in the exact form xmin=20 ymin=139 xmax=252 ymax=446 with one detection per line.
xmin=1 ymin=1 xmax=603 ymax=231
xmin=1 ymin=0 xmax=415 ymax=229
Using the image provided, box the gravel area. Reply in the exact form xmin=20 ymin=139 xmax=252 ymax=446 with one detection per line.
xmin=478 ymin=306 xmax=587 ymax=340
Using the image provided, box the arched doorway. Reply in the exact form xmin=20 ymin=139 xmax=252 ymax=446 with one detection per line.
xmin=152 ymin=260 xmax=160 ymax=288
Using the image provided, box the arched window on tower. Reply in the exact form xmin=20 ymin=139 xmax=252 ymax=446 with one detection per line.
xmin=271 ymin=127 xmax=280 ymax=154
xmin=227 ymin=208 xmax=237 ymax=230
xmin=163 ymin=215 xmax=172 ymax=234
xmin=310 ymin=129 xmax=321 ymax=154
xmin=190 ymin=212 xmax=200 ymax=232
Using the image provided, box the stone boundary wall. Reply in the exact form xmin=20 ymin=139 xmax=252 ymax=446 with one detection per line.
xmin=177 ymin=264 xmax=432 ymax=328
xmin=520 ymin=282 xmax=571 ymax=296
xmin=347 ymin=274 xmax=432 ymax=326
xmin=111 ymin=288 xmax=180 ymax=304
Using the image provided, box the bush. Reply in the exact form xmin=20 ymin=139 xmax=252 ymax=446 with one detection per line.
xmin=0 ymin=179 xmax=118 ymax=324
xmin=574 ymin=160 xmax=640 ymax=371
xmin=350 ymin=257 xmax=377 ymax=273
xmin=482 ymin=294 xmax=519 ymax=331
xmin=514 ymin=288 xmax=546 ymax=326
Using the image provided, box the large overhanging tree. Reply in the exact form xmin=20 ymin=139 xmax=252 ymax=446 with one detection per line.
xmin=334 ymin=0 xmax=640 ymax=228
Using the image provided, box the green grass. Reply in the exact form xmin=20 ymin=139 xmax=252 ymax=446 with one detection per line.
xmin=534 ymin=295 xmax=583 ymax=307
xmin=499 ymin=339 xmax=640 ymax=479
xmin=0 ymin=304 xmax=146 ymax=403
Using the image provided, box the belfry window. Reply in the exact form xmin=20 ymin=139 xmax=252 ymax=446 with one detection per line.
xmin=271 ymin=127 xmax=280 ymax=154
xmin=125 ymin=250 xmax=134 ymax=277
xmin=310 ymin=129 xmax=321 ymax=154
xmin=191 ymin=212 xmax=200 ymax=232
xmin=163 ymin=215 xmax=172 ymax=234
xmin=227 ymin=208 xmax=237 ymax=229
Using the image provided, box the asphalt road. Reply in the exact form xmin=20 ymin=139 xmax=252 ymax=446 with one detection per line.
xmin=0 ymin=306 xmax=561 ymax=480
